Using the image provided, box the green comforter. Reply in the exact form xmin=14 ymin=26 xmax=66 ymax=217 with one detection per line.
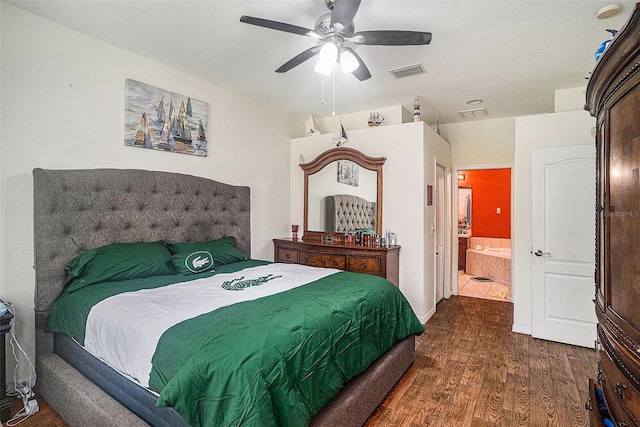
xmin=47 ymin=260 xmax=423 ymax=426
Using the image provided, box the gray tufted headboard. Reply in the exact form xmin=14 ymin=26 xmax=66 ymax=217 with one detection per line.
xmin=32 ymin=168 xmax=250 ymax=323
xmin=324 ymin=194 xmax=376 ymax=232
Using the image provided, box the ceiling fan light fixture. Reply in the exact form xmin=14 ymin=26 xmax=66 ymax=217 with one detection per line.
xmin=314 ymin=59 xmax=334 ymax=76
xmin=318 ymin=41 xmax=338 ymax=63
xmin=339 ymin=49 xmax=359 ymax=74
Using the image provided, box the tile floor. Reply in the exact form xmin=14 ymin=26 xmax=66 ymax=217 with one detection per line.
xmin=458 ymin=271 xmax=512 ymax=302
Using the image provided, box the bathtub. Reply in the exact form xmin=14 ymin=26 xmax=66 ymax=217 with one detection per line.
xmin=466 ymin=246 xmax=511 ymax=286
xmin=482 ymin=247 xmax=511 ymax=258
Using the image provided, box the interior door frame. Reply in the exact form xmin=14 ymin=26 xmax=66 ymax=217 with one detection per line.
xmin=435 ymin=162 xmax=448 ymax=302
xmin=452 ymin=163 xmax=514 ymax=297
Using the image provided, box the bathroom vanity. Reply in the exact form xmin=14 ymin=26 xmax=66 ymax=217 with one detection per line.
xmin=457 ymin=236 xmax=468 ymax=271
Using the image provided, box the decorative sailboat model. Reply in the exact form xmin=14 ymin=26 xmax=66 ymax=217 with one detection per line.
xmin=306 ymin=113 xmax=321 ymax=136
xmin=333 ymin=119 xmax=348 ymax=147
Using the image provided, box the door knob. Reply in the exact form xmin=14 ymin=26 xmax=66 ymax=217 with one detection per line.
xmin=533 ymin=250 xmax=550 ymax=257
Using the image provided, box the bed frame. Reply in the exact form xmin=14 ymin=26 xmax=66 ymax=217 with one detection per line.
xmin=32 ymin=168 xmax=414 ymax=427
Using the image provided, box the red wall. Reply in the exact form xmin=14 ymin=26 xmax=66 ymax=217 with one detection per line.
xmin=458 ymin=169 xmax=511 ymax=238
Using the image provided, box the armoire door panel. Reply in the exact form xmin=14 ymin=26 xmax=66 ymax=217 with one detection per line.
xmin=607 ymin=85 xmax=640 ymax=334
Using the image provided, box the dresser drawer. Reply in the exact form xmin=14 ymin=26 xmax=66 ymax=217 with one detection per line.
xmin=601 ymin=378 xmax=636 ymax=427
xmin=347 ymin=256 xmax=382 ymax=276
xmin=301 ymin=252 xmax=346 ymax=269
xmin=600 ymin=353 xmax=640 ymax=425
xmin=276 ymin=248 xmax=298 ymax=263
xmin=588 ymin=379 xmax=609 ymax=426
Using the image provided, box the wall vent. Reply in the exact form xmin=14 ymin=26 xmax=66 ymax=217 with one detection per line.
xmin=458 ymin=107 xmax=489 ymax=119
xmin=388 ymin=64 xmax=426 ymax=79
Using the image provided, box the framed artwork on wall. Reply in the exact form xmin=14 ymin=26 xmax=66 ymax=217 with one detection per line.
xmin=337 ymin=160 xmax=359 ymax=186
xmin=124 ymin=79 xmax=208 ymax=157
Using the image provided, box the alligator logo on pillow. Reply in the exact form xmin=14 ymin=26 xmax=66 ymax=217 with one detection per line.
xmin=185 ymin=251 xmax=213 ymax=273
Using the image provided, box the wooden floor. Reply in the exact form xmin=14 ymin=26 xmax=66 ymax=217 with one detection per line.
xmin=364 ymin=296 xmax=598 ymax=426
xmin=7 ymin=296 xmax=597 ymax=427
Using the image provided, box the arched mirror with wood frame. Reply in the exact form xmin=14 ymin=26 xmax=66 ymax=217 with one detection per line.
xmin=301 ymin=147 xmax=385 ymax=242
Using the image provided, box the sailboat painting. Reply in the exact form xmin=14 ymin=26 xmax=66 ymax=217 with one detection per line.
xmin=125 ymin=79 xmax=208 ymax=157
xmin=337 ymin=160 xmax=359 ymax=187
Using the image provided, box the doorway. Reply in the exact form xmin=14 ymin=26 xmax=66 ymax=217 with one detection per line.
xmin=455 ymin=167 xmax=513 ymax=302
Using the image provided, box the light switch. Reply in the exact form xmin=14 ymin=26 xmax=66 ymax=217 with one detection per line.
xmin=497 ymin=207 xmax=501 ymax=214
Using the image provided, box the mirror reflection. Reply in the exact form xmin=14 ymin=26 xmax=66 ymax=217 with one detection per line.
xmin=308 ymin=161 xmax=378 ymax=232
xmin=458 ymin=187 xmax=472 ymax=235
xmin=302 ymin=147 xmax=385 ymax=240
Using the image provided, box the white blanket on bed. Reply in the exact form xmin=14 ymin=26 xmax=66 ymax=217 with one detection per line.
xmin=84 ymin=263 xmax=339 ymax=388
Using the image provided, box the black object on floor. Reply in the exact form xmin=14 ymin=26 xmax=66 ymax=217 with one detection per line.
xmin=471 ymin=277 xmax=492 ymax=282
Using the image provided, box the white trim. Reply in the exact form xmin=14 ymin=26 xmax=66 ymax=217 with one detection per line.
xmin=419 ymin=306 xmax=437 ymax=324
xmin=512 ymin=325 xmax=532 ymax=335
xmin=434 ymin=161 xmax=450 ymax=304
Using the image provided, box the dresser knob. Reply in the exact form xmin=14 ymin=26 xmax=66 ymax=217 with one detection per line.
xmin=618 ymin=422 xmax=627 ymax=427
xmin=585 ymin=398 xmax=592 ymax=411
xmin=614 ymin=382 xmax=627 ymax=399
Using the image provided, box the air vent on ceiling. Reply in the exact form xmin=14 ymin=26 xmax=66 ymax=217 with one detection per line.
xmin=458 ymin=107 xmax=489 ymax=119
xmin=388 ymin=64 xmax=426 ymax=79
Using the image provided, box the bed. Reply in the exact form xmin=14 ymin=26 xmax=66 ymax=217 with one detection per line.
xmin=324 ymin=194 xmax=376 ymax=233
xmin=33 ymin=168 xmax=421 ymax=427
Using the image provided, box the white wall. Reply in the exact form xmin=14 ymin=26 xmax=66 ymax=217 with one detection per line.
xmin=440 ymin=117 xmax=516 ymax=167
xmin=291 ymin=122 xmax=451 ymax=322
xmin=311 ymin=105 xmax=410 ymax=137
xmin=512 ymin=109 xmax=595 ymax=334
xmin=1 ymin=3 xmax=292 ymax=383
xmin=555 ymin=87 xmax=587 ymax=113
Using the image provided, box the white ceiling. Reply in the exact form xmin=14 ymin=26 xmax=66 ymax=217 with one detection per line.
xmin=6 ymin=0 xmax=634 ymax=125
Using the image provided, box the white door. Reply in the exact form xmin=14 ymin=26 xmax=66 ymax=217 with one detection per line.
xmin=435 ymin=165 xmax=446 ymax=302
xmin=531 ymin=145 xmax=596 ymax=348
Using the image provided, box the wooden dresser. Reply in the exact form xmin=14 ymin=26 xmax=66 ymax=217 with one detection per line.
xmin=585 ymin=4 xmax=640 ymax=425
xmin=273 ymin=238 xmax=400 ymax=287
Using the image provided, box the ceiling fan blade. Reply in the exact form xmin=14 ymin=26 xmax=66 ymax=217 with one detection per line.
xmin=276 ymin=46 xmax=321 ymax=73
xmin=353 ymin=30 xmax=432 ymax=45
xmin=344 ymin=47 xmax=371 ymax=81
xmin=331 ymin=0 xmax=361 ymax=28
xmin=240 ymin=15 xmax=313 ymax=37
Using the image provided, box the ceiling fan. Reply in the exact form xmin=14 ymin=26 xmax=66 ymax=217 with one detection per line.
xmin=240 ymin=0 xmax=432 ymax=81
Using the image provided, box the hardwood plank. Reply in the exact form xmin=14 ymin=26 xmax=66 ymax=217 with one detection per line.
xmin=502 ymin=373 xmax=530 ymax=426
xmin=440 ymin=383 xmax=481 ymax=427
xmin=528 ymin=338 xmax=560 ymax=426
xmin=547 ymin=341 xmax=589 ymax=427
xmin=473 ymin=378 xmax=505 ymax=424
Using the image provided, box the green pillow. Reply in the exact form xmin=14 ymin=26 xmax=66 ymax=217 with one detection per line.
xmin=167 ymin=236 xmax=247 ymax=275
xmin=64 ymin=242 xmax=175 ymax=293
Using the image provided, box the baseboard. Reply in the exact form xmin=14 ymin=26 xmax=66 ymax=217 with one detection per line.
xmin=512 ymin=325 xmax=532 ymax=335
xmin=419 ymin=306 xmax=436 ymax=324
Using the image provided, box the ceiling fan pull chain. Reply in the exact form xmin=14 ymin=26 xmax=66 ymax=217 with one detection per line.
xmin=321 ymin=75 xmax=326 ymax=105
xmin=332 ymin=67 xmax=336 ymax=116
